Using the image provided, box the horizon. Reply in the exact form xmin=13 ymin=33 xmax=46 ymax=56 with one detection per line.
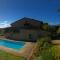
xmin=0 ymin=17 xmax=60 ymax=28
xmin=0 ymin=0 xmax=60 ymax=28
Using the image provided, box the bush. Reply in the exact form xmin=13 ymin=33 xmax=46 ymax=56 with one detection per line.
xmin=33 ymin=37 xmax=55 ymax=60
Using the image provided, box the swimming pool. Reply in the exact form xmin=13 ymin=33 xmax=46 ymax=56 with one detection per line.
xmin=0 ymin=39 xmax=25 ymax=50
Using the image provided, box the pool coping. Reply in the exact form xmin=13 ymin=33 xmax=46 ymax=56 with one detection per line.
xmin=0 ymin=38 xmax=35 ymax=58
xmin=0 ymin=38 xmax=26 ymax=56
xmin=0 ymin=38 xmax=25 ymax=43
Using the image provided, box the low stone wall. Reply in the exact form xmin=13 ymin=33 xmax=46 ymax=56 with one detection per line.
xmin=51 ymin=40 xmax=60 ymax=45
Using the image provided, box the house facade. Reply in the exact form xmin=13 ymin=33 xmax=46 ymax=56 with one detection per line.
xmin=4 ymin=17 xmax=48 ymax=42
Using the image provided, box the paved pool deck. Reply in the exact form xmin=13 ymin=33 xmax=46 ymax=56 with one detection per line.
xmin=0 ymin=36 xmax=35 ymax=58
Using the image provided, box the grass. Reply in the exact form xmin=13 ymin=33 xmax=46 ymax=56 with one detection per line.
xmin=51 ymin=45 xmax=60 ymax=60
xmin=0 ymin=50 xmax=26 ymax=60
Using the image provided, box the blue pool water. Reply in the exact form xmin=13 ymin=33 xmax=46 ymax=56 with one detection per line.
xmin=0 ymin=40 xmax=25 ymax=50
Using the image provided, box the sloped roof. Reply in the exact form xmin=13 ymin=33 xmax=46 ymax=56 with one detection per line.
xmin=11 ymin=17 xmax=43 ymax=26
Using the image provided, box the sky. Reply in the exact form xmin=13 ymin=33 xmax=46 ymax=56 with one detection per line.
xmin=0 ymin=0 xmax=60 ymax=28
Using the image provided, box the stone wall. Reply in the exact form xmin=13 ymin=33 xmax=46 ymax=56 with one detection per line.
xmin=5 ymin=29 xmax=40 ymax=42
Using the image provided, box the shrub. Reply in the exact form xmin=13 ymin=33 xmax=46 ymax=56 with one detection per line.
xmin=33 ymin=37 xmax=55 ymax=60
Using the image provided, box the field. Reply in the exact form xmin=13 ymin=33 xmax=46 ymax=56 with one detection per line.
xmin=0 ymin=50 xmax=25 ymax=60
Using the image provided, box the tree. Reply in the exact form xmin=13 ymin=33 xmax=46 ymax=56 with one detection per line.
xmin=42 ymin=23 xmax=48 ymax=31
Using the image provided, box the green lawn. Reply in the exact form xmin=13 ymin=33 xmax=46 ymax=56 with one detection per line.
xmin=0 ymin=50 xmax=26 ymax=60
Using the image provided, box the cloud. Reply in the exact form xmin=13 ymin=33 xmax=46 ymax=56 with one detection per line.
xmin=0 ymin=21 xmax=11 ymax=28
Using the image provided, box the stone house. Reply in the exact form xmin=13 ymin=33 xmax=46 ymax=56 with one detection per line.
xmin=4 ymin=17 xmax=49 ymax=42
